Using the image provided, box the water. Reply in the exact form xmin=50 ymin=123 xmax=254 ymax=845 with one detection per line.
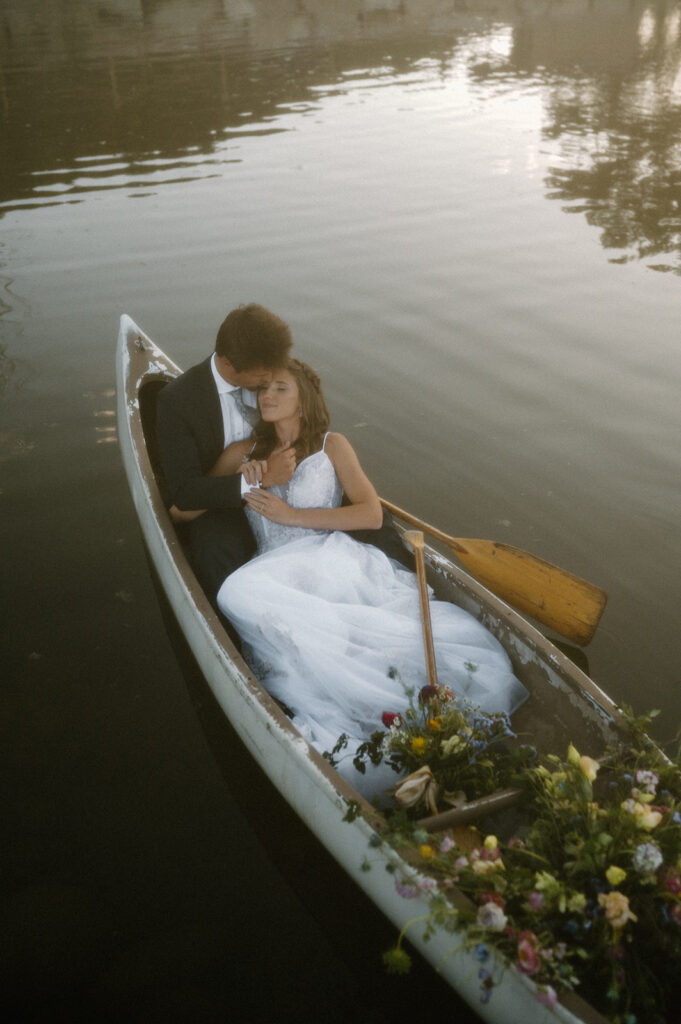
xmin=2 ymin=1 xmax=681 ymax=1019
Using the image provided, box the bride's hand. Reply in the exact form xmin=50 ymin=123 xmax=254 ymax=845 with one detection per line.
xmin=244 ymin=488 xmax=296 ymax=525
xmin=240 ymin=459 xmax=267 ymax=486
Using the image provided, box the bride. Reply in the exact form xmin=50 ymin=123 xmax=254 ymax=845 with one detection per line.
xmin=180 ymin=358 xmax=528 ymax=798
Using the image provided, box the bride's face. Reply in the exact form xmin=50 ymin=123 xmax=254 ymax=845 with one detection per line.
xmin=258 ymin=371 xmax=300 ymax=422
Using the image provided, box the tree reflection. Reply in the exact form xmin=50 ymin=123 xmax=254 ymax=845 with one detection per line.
xmin=517 ymin=1 xmax=681 ymax=273
xmin=2 ymin=0 xmax=681 ymax=270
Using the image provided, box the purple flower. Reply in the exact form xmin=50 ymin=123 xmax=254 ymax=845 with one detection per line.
xmin=635 ymin=769 xmax=659 ymax=794
xmin=528 ymin=891 xmax=544 ymax=911
xmin=395 ymin=877 xmax=420 ymax=899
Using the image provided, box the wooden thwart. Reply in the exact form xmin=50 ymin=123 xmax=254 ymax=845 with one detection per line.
xmin=417 ymin=787 xmax=523 ymax=832
xmin=382 ymin=498 xmax=607 ymax=646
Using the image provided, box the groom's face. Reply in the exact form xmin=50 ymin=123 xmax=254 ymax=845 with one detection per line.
xmin=216 ymin=355 xmax=272 ymax=390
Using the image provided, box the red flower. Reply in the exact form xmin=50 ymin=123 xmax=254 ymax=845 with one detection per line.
xmin=381 ymin=712 xmax=402 ymax=729
xmin=478 ymin=891 xmax=506 ymax=908
xmin=662 ymin=869 xmax=681 ymax=894
xmin=418 ymin=686 xmax=440 ymax=705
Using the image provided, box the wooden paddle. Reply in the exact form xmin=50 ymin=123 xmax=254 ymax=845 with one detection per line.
xmin=402 ymin=530 xmax=439 ymax=688
xmin=382 ymin=498 xmax=607 ymax=647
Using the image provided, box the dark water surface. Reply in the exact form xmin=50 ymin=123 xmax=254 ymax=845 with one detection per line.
xmin=2 ymin=1 xmax=681 ymax=1020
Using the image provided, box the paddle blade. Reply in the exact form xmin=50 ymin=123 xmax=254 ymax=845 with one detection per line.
xmin=453 ymin=539 xmax=608 ymax=647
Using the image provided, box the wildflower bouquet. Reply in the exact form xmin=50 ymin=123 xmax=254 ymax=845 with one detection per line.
xmin=349 ymin=683 xmax=536 ymax=815
xmin=381 ymin=711 xmax=681 ymax=1023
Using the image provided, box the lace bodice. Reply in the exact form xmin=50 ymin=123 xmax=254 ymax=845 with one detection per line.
xmin=246 ymin=444 xmax=342 ymax=554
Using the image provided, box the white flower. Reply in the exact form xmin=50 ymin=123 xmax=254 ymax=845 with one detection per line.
xmin=476 ymin=901 xmax=508 ymax=932
xmin=632 ymin=841 xmax=663 ymax=875
xmin=393 ymin=765 xmax=439 ymax=814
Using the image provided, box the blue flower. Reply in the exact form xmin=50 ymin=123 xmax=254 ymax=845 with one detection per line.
xmin=476 ymin=943 xmax=490 ymax=962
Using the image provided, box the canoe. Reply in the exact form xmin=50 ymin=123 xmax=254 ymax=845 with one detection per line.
xmin=116 ymin=314 xmax=623 ymax=1024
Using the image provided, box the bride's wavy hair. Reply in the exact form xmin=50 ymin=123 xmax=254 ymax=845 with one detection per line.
xmin=251 ymin=357 xmax=330 ymax=463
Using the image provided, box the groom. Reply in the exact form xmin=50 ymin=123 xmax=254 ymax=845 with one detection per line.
xmin=156 ymin=303 xmax=295 ymax=606
xmin=156 ymin=302 xmax=410 ymax=610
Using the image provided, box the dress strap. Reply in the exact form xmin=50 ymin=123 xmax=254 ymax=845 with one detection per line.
xmin=321 ymin=431 xmax=331 ymax=452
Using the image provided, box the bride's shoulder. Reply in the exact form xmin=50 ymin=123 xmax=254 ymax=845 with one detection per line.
xmin=322 ymin=431 xmax=352 ymax=456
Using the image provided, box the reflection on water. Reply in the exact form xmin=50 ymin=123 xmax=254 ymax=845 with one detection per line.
xmin=2 ymin=0 xmax=681 ymax=269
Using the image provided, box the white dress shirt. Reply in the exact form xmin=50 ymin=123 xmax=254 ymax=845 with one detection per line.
xmin=210 ymin=353 xmax=258 ymax=446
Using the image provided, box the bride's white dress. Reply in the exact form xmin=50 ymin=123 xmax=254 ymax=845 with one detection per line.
xmin=217 ymin=440 xmax=528 ymax=799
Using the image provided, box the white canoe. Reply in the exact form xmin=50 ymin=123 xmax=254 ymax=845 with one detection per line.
xmin=116 ymin=313 xmax=620 ymax=1024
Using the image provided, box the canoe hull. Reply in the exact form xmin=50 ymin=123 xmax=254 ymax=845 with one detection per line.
xmin=116 ymin=314 xmax=613 ymax=1024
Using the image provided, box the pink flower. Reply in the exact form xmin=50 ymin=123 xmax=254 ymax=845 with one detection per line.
xmin=528 ymin=891 xmax=544 ymax=911
xmin=517 ymin=936 xmax=539 ymax=976
xmin=662 ymin=869 xmax=681 ymax=894
xmin=381 ymin=711 xmax=402 ymax=729
xmin=439 ymin=836 xmax=456 ymax=854
xmin=535 ymin=986 xmax=558 ymax=1008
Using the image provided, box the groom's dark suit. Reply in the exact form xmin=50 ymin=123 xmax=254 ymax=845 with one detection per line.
xmin=156 ymin=356 xmax=257 ymax=605
xmin=156 ymin=354 xmax=411 ymax=607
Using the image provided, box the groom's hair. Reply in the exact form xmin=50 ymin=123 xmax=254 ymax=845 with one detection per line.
xmin=215 ymin=303 xmax=292 ymax=370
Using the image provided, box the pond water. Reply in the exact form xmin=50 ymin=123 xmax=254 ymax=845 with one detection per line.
xmin=2 ymin=1 xmax=681 ymax=1020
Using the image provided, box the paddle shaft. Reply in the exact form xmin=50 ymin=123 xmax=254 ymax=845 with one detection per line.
xmin=403 ymin=530 xmax=439 ymax=688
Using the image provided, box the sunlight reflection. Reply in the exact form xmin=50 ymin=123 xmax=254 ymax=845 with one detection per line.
xmin=638 ymin=8 xmax=657 ymax=49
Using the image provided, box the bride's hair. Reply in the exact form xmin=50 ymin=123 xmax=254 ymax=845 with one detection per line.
xmin=251 ymin=357 xmax=330 ymax=463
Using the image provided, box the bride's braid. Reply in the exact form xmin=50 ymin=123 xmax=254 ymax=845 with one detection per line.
xmin=290 ymin=358 xmax=322 ymax=395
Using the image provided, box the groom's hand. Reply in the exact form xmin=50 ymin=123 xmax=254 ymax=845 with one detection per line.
xmin=261 ymin=441 xmax=296 ymax=487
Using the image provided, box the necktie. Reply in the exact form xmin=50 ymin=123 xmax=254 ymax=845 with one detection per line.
xmin=232 ymin=388 xmax=258 ymax=427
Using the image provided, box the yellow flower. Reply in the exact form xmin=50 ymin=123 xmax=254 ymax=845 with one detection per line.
xmin=579 ymin=755 xmax=600 ymax=782
xmin=411 ymin=736 xmax=427 ymax=755
xmin=598 ymin=891 xmax=637 ymax=931
xmin=534 ymin=871 xmax=558 ymax=892
xmin=441 ymin=734 xmax=464 ymax=756
xmin=472 ymin=858 xmax=502 ymax=875
xmin=428 ymin=718 xmax=441 ymax=733
xmin=420 ymin=844 xmax=435 ymax=861
xmin=484 ymin=835 xmax=499 ymax=851
xmin=567 ymin=892 xmax=587 ymax=912
xmin=606 ymin=865 xmax=627 ymax=886
xmin=623 ymin=799 xmax=664 ymax=831
xmin=567 ymin=743 xmax=580 ymax=766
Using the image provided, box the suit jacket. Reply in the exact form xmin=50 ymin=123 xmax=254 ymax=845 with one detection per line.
xmin=156 ymin=356 xmax=244 ymax=511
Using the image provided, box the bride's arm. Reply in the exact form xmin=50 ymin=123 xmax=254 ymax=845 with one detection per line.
xmin=243 ymin=433 xmax=382 ymax=531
